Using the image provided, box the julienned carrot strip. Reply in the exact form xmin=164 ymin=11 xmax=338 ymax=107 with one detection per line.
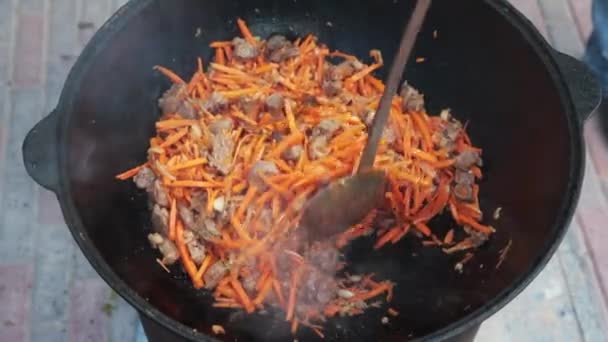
xmin=195 ymin=254 xmax=213 ymax=281
xmin=169 ymin=198 xmax=177 ymax=240
xmin=414 ymin=222 xmax=432 ymax=237
xmin=391 ymin=225 xmax=411 ymax=244
xmin=169 ymin=158 xmax=207 ymax=172
xmin=160 ymin=127 xmax=189 ymax=148
xmin=253 ymin=275 xmax=274 ymax=305
xmin=267 ymin=132 xmax=304 ymax=158
xmin=459 ymin=215 xmax=495 ymax=234
xmin=444 ymin=229 xmax=455 ymax=245
xmin=411 ymin=112 xmax=433 ymax=150
xmin=351 ymin=283 xmax=390 ymax=302
xmin=231 ymin=278 xmax=255 ymax=313
xmin=374 ymin=227 xmax=401 ymax=249
xmin=230 ymin=216 xmax=252 ymax=241
xmin=210 ymin=41 xmax=233 ymax=48
xmin=348 ymin=63 xmax=382 ymax=83
xmin=236 ymin=185 xmax=258 ymax=220
xmin=237 ymin=18 xmax=256 ymax=45
xmin=272 ymin=279 xmax=285 ymax=306
xmin=285 ymin=267 xmax=302 ymax=321
xmin=154 ymin=65 xmax=185 ymax=84
xmin=176 ymin=221 xmax=204 ymax=288
xmin=115 ymin=163 xmax=146 ymax=180
xmin=166 ymin=180 xmax=220 ymax=188
xmin=215 ymin=48 xmax=225 ymax=65
xmin=155 ymin=119 xmax=196 ymax=130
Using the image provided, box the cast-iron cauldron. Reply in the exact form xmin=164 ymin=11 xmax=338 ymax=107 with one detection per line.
xmin=22 ymin=0 xmax=601 ymax=341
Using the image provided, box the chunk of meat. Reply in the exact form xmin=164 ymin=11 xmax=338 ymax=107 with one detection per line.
xmin=313 ymin=119 xmax=341 ymax=137
xmin=202 ymin=92 xmax=228 ymax=113
xmin=233 ymin=37 xmax=259 ymax=60
xmin=204 ymin=261 xmax=229 ymax=289
xmin=239 ymin=96 xmax=259 ymax=117
xmin=152 ymin=180 xmax=170 ymax=207
xmin=455 ymin=150 xmax=482 ymax=170
xmin=151 ymin=205 xmax=169 ymax=234
xmin=183 ymin=230 xmax=206 ymax=264
xmin=134 ymin=166 xmax=155 ymax=190
xmin=158 ymin=84 xmax=197 ymax=119
xmin=454 ymin=170 xmax=475 ymax=185
xmin=148 ymin=233 xmax=179 ymax=265
xmin=382 ymin=126 xmax=397 ymax=145
xmin=195 ymin=218 xmax=221 ymax=241
xmin=322 ymin=79 xmax=342 ymax=97
xmin=209 ymin=130 xmax=235 ymax=175
xmin=300 ymin=268 xmax=338 ymax=305
xmin=248 ymin=161 xmax=279 ymax=188
xmin=307 ymin=244 xmax=340 ymax=274
xmin=330 ymin=61 xmax=356 ymax=81
xmin=209 ymin=118 xmax=234 ymax=134
xmin=464 ymin=226 xmax=489 ymax=248
xmin=400 ymin=82 xmax=425 ymax=112
xmin=265 ymin=93 xmax=285 ymax=117
xmin=282 ymin=144 xmax=303 ymax=161
xmin=308 ymin=135 xmax=329 ymax=160
xmin=453 ymin=183 xmax=474 ymax=202
xmin=178 ymin=204 xmax=197 ymax=230
xmin=265 ymin=35 xmax=300 ymax=63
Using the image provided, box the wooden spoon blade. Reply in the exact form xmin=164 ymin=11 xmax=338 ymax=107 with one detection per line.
xmin=299 ymin=170 xmax=387 ymax=242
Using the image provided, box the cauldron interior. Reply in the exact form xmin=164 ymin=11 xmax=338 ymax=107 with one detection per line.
xmin=61 ymin=0 xmax=575 ymax=340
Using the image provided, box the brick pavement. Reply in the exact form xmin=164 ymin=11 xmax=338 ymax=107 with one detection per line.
xmin=0 ymin=0 xmax=607 ymax=341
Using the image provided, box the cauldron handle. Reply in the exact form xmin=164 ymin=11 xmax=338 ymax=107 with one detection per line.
xmin=553 ymin=51 xmax=602 ymax=123
xmin=22 ymin=110 xmax=60 ymax=192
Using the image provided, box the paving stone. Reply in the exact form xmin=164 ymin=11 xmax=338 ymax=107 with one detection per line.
xmin=68 ymin=278 xmax=111 ymax=342
xmin=12 ymin=12 xmax=45 ymax=87
xmin=0 ymin=263 xmax=34 ymax=342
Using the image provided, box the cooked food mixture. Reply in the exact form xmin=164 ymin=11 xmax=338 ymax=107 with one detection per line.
xmin=117 ymin=19 xmax=493 ymax=337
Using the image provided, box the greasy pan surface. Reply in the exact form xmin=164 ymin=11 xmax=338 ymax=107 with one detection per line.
xmin=50 ymin=0 xmax=582 ymax=340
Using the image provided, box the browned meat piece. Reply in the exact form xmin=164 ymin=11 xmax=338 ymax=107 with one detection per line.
xmin=382 ymin=127 xmax=397 ymax=145
xmin=209 ymin=118 xmax=234 ymax=134
xmin=196 ymin=218 xmax=221 ymax=241
xmin=330 ymin=61 xmax=356 ymax=81
xmin=453 ymin=183 xmax=474 ymax=202
xmin=134 ymin=166 xmax=155 ymax=190
xmin=178 ymin=204 xmax=196 ymax=230
xmin=282 ymin=144 xmax=303 ymax=161
xmin=265 ymin=35 xmax=300 ymax=63
xmin=190 ymin=191 xmax=207 ymax=210
xmin=248 ymin=160 xmax=279 ymax=188
xmin=265 ymin=93 xmax=285 ymax=117
xmin=204 ymin=261 xmax=229 ymax=289
xmin=464 ymin=226 xmax=489 ymax=248
xmin=153 ymin=180 xmax=169 ymax=207
xmin=455 ymin=150 xmax=482 ymax=170
xmin=178 ymin=203 xmax=221 ymax=241
xmin=308 ymin=135 xmax=329 ymax=160
xmin=158 ymin=84 xmax=197 ymax=119
xmin=455 ymin=170 xmax=475 ymax=185
xmin=313 ymin=119 xmax=341 ymax=137
xmin=307 ymin=244 xmax=340 ymax=274
xmin=183 ymin=230 xmax=206 ymax=264
xmin=202 ymin=92 xmax=228 ymax=113
xmin=148 ymin=233 xmax=179 ymax=265
xmin=239 ymin=97 xmax=259 ymax=117
xmin=233 ymin=37 xmax=259 ymax=60
xmin=209 ymin=130 xmax=235 ymax=175
xmin=300 ymin=268 xmax=338 ymax=305
xmin=400 ymin=82 xmax=425 ymax=112
xmin=151 ymin=205 xmax=169 ymax=234
xmin=322 ymin=79 xmax=342 ymax=97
